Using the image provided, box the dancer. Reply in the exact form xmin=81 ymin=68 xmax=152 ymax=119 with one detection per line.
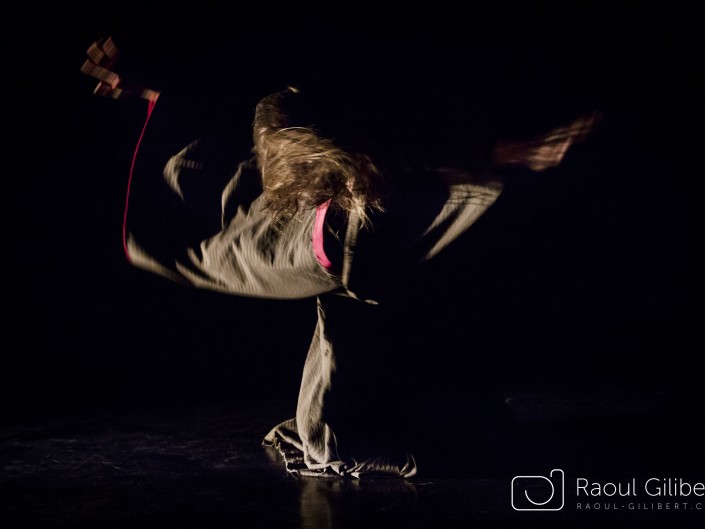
xmin=82 ymin=36 xmax=599 ymax=478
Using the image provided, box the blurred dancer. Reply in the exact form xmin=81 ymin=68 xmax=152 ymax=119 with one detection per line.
xmin=82 ymin=36 xmax=599 ymax=478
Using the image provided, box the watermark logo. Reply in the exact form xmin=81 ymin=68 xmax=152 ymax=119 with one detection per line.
xmin=511 ymin=469 xmax=565 ymax=511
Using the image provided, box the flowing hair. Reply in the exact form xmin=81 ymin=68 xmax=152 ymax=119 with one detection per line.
xmin=252 ymin=87 xmax=384 ymax=227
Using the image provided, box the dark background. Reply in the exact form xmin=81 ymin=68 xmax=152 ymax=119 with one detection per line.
xmin=2 ymin=6 xmax=703 ymax=527
xmin=4 ymin=4 xmax=702 ymax=422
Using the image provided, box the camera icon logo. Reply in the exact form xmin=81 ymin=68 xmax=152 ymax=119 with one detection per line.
xmin=511 ymin=469 xmax=565 ymax=511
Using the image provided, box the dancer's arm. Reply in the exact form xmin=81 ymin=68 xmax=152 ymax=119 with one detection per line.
xmin=489 ymin=113 xmax=601 ymax=171
xmin=80 ymin=36 xmax=160 ymax=102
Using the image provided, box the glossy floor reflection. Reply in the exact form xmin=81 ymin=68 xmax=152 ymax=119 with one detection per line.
xmin=2 ymin=383 xmax=704 ymax=529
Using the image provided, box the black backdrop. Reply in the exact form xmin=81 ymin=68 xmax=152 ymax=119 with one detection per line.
xmin=4 ymin=4 xmax=702 ymax=419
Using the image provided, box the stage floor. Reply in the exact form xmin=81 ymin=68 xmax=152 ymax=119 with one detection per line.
xmin=2 ymin=381 xmax=703 ymax=528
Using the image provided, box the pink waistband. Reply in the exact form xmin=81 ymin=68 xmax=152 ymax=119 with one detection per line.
xmin=313 ymin=199 xmax=333 ymax=271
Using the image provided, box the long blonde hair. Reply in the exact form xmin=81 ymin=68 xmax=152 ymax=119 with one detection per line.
xmin=252 ymin=87 xmax=383 ymax=226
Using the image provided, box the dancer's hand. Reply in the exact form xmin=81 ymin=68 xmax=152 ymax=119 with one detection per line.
xmin=80 ymin=37 xmax=160 ymax=102
xmin=491 ymin=112 xmax=601 ymax=171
